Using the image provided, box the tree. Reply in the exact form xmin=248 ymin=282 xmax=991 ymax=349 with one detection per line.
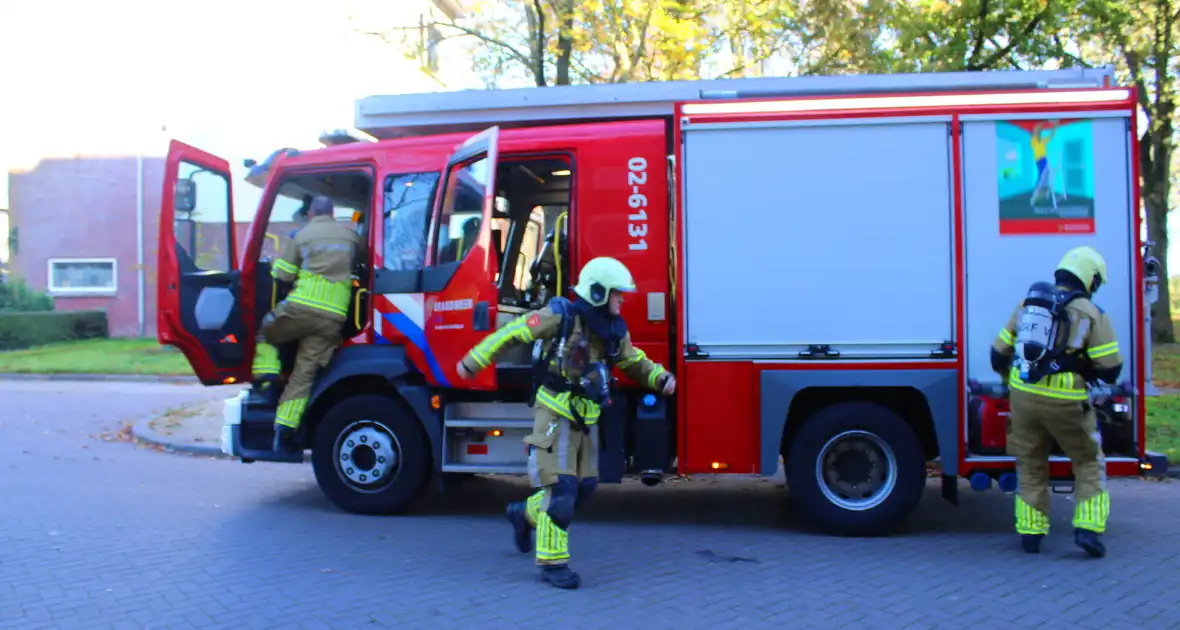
xmin=777 ymin=0 xmax=1072 ymax=75
xmin=1065 ymin=0 xmax=1178 ymax=342
xmin=359 ymin=0 xmax=1179 ymax=340
xmin=356 ymin=0 xmax=730 ymax=88
xmin=804 ymin=0 xmax=1179 ymax=343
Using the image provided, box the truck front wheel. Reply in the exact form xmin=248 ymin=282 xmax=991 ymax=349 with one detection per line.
xmin=311 ymin=393 xmax=430 ymax=515
xmin=786 ymin=401 xmax=926 ymax=536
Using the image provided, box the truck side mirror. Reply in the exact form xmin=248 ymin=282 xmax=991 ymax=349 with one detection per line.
xmin=174 ymin=178 xmax=197 ymax=213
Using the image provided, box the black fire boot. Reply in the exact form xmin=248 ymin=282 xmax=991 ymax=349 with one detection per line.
xmin=540 ymin=565 xmax=580 ymax=590
xmin=1021 ymin=534 xmax=1044 ymax=554
xmin=246 ymin=382 xmax=268 ymax=405
xmin=505 ymin=502 xmax=533 ymax=553
xmin=248 ymin=378 xmax=281 ymax=406
xmin=272 ymin=424 xmax=297 ymax=453
xmin=1074 ymin=528 xmax=1106 ymax=558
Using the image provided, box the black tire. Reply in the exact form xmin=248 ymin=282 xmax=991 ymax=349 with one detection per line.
xmin=786 ymin=401 xmax=926 ymax=537
xmin=311 ymin=393 xmax=431 ymax=515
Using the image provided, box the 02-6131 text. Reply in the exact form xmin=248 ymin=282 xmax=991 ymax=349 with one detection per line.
xmin=627 ymin=156 xmax=649 ymax=251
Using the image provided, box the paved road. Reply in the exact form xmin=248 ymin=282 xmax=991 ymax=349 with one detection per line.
xmin=2 ymin=379 xmax=1179 ymax=630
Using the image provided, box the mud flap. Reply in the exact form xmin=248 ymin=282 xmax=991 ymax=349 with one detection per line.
xmin=1144 ymin=451 xmax=1170 ymax=478
xmin=941 ymin=473 xmax=959 ymax=506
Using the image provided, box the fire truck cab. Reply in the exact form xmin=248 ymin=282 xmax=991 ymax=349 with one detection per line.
xmin=157 ymin=66 xmax=1168 ymax=536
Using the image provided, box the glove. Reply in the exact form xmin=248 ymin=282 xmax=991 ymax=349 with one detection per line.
xmin=660 ymin=372 xmax=676 ymax=396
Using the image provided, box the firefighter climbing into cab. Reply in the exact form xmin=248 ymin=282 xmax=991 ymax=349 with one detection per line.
xmin=456 ymin=256 xmax=676 ymax=589
xmin=991 ymin=245 xmax=1123 ymax=558
xmin=250 ymin=195 xmax=367 ymax=452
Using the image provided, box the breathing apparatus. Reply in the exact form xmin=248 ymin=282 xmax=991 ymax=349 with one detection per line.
xmin=1013 ymin=246 xmax=1108 ymax=384
xmin=529 ymin=257 xmax=636 ymax=432
xmin=1013 ymin=281 xmax=1084 ymax=383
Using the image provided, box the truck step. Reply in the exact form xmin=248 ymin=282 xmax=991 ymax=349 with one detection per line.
xmin=441 ymin=463 xmax=529 ymax=475
xmin=441 ymin=401 xmax=533 ymax=474
xmin=444 ymin=401 xmax=534 ymax=427
xmin=239 ymin=445 xmax=304 ymax=464
xmin=445 ymin=418 xmax=533 ymax=430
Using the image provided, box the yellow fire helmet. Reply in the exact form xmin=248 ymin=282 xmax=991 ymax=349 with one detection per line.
xmin=574 ymin=257 xmax=637 ymax=307
xmin=1056 ymin=245 xmax=1108 ymax=293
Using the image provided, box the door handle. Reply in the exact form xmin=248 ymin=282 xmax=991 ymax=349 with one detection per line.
xmin=473 ymin=301 xmax=490 ymax=331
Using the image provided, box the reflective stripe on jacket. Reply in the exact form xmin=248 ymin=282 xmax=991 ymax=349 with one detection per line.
xmin=271 ymin=215 xmax=365 ymax=319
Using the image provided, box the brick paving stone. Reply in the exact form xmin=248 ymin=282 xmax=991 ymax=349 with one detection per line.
xmin=3 ymin=379 xmax=1180 ymax=629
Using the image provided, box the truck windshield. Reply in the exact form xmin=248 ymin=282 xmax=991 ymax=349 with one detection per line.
xmin=384 ymin=171 xmax=440 ymax=272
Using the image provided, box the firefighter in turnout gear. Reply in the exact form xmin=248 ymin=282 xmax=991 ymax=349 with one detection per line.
xmin=251 ymin=196 xmax=366 ymax=452
xmin=456 ymin=257 xmax=675 ymax=589
xmin=249 ymin=197 xmax=316 ymax=403
xmin=991 ymin=245 xmax=1123 ymax=558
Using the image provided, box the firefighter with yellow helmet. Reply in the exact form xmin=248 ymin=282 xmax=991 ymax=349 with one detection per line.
xmin=991 ymin=245 xmax=1123 ymax=557
xmin=456 ymin=256 xmax=675 ymax=589
xmin=249 ymin=196 xmax=366 ymax=452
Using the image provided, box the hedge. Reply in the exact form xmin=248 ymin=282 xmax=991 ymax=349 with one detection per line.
xmin=0 ymin=277 xmax=54 ymax=312
xmin=0 ymin=310 xmax=109 ymax=351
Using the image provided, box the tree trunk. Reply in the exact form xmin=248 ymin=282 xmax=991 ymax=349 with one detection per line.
xmin=1146 ymin=165 xmax=1174 ymax=343
xmin=555 ymin=0 xmax=574 ymax=85
xmin=525 ymin=2 xmax=546 ymax=86
xmin=1146 ymin=0 xmax=1176 ymax=344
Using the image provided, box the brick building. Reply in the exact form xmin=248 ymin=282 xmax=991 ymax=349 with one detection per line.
xmin=8 ymin=158 xmax=164 ymax=336
xmin=6 ymin=158 xmax=302 ymax=337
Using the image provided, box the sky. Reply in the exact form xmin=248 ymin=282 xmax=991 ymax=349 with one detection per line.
xmin=0 ymin=0 xmax=470 ymax=219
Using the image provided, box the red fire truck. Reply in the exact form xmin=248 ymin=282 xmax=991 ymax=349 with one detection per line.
xmin=157 ymin=66 xmax=1167 ymax=536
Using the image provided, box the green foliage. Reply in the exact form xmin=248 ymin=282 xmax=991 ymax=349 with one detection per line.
xmin=0 ymin=277 xmax=54 ymax=313
xmin=830 ymin=0 xmax=1072 ymax=73
xmin=0 ymin=310 xmax=108 ymax=351
xmin=1062 ymin=0 xmax=1178 ymax=342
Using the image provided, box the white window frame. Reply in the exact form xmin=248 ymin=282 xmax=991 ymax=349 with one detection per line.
xmin=47 ymin=257 xmax=118 ymax=296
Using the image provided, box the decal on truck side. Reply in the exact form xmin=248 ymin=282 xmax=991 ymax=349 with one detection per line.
xmin=372 ymin=293 xmax=452 ymax=386
xmin=434 ymin=298 xmax=474 ymax=312
xmin=627 ymin=156 xmax=650 ymax=252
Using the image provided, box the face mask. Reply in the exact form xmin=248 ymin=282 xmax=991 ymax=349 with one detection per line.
xmin=578 ymin=361 xmax=614 ymax=406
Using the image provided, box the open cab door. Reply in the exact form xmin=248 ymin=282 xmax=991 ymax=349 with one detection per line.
xmin=422 ymin=127 xmax=503 ymax=391
xmin=157 ymin=140 xmax=250 ymax=386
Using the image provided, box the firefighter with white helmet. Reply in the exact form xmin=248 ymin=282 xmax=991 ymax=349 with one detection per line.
xmin=990 ymin=245 xmax=1123 ymax=557
xmin=456 ymin=256 xmax=676 ymax=589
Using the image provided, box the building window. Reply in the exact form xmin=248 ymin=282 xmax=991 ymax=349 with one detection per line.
xmin=47 ymin=258 xmax=117 ymax=295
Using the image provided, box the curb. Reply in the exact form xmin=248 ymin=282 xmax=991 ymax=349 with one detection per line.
xmin=131 ymin=412 xmax=228 ymax=459
xmin=0 ymin=373 xmax=199 ymax=384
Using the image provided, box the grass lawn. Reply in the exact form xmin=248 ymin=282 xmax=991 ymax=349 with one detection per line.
xmin=1152 ymin=344 xmax=1180 ymax=389
xmin=0 ymin=328 xmax=1177 ymax=460
xmin=1146 ymin=393 xmax=1180 ymax=463
xmin=1149 ymin=327 xmax=1180 ymax=461
xmin=0 ymin=338 xmax=193 ymax=376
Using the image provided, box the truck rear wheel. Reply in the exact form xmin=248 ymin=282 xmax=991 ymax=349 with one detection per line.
xmin=311 ymin=393 xmax=430 ymax=515
xmin=786 ymin=401 xmax=926 ymax=536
